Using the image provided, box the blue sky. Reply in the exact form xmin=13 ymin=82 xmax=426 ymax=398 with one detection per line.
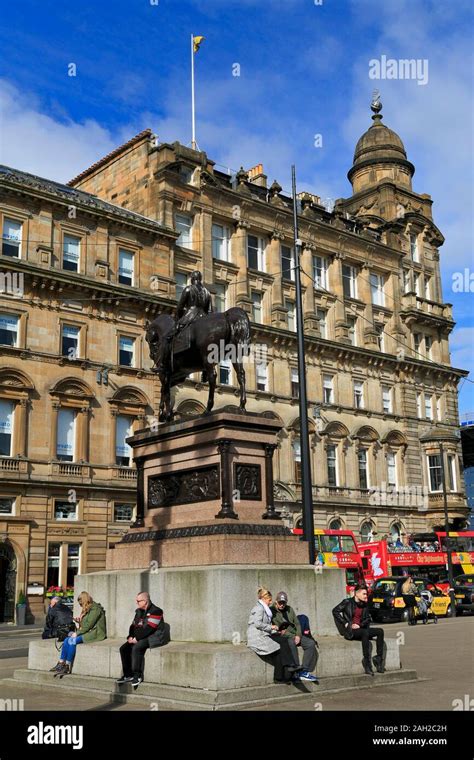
xmin=0 ymin=0 xmax=473 ymax=413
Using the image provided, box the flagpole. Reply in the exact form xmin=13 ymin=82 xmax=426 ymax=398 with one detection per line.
xmin=191 ymin=33 xmax=196 ymax=149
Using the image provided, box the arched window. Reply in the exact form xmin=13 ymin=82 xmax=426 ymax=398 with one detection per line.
xmin=390 ymin=522 xmax=402 ymax=542
xmin=108 ymin=387 xmax=150 ymax=468
xmin=329 ymin=518 xmax=342 ymax=530
xmin=288 ymin=418 xmax=316 ymax=486
xmin=320 ymin=421 xmax=350 ymax=488
xmin=292 ymin=438 xmax=301 ymax=483
xmin=0 ymin=369 xmax=34 ymax=460
xmin=381 ymin=431 xmax=407 ymax=490
xmin=351 ymin=426 xmax=380 ymax=491
xmin=360 ymin=520 xmax=374 ymax=542
xmin=49 ymin=378 xmax=95 ymax=464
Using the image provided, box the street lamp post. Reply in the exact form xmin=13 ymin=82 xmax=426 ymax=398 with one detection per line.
xmin=291 ymin=165 xmax=315 ymax=565
xmin=439 ymin=442 xmax=456 ymax=616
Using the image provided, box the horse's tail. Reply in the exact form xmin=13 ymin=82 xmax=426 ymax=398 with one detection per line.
xmin=226 ymin=308 xmax=251 ymax=359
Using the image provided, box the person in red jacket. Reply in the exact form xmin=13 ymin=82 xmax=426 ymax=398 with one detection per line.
xmin=117 ymin=591 xmax=169 ymax=688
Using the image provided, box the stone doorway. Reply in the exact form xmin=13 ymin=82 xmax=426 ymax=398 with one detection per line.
xmin=0 ymin=541 xmax=16 ymax=622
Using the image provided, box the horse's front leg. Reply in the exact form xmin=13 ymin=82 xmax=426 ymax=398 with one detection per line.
xmin=233 ymin=362 xmax=246 ymax=412
xmin=204 ymin=364 xmax=217 ymax=414
xmin=158 ymin=373 xmax=170 ymax=422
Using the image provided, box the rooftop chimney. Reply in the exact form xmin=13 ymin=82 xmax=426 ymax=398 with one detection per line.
xmin=247 ymin=163 xmax=267 ymax=188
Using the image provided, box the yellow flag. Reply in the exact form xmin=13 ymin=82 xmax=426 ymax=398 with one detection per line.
xmin=193 ymin=35 xmax=205 ymax=53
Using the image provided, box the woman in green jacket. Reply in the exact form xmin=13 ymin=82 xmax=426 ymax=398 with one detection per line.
xmin=50 ymin=591 xmax=107 ymax=676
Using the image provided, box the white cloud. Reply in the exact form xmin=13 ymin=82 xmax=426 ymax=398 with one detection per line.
xmin=0 ymin=79 xmax=119 ymax=183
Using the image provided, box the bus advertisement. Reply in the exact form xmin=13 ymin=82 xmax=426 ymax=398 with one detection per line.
xmin=291 ymin=528 xmax=364 ymax=592
xmin=359 ymin=531 xmax=474 ymax=588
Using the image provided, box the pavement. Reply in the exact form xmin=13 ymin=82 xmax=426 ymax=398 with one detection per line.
xmin=0 ymin=616 xmax=472 ymax=711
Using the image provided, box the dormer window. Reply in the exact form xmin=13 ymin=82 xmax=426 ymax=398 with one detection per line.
xmin=180 ymin=166 xmax=194 ymax=184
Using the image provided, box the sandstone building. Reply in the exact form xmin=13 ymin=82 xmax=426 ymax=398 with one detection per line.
xmin=0 ymin=102 xmax=468 ymax=621
xmin=0 ymin=164 xmax=177 ymax=621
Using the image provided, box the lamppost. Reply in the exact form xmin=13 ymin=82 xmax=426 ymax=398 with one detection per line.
xmin=291 ymin=165 xmax=315 ymax=564
xmin=439 ymin=442 xmax=456 ymax=616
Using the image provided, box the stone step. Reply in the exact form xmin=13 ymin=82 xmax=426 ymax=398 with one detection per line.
xmin=28 ymin=636 xmax=404 ymax=689
xmin=12 ymin=668 xmax=420 ymax=711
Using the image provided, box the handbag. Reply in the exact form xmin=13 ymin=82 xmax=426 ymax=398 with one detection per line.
xmin=56 ymin=623 xmax=76 ymax=643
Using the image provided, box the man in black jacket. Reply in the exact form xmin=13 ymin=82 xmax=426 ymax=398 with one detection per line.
xmin=332 ymin=584 xmax=385 ymax=675
xmin=117 ymin=591 xmax=169 ymax=688
xmin=42 ymin=596 xmax=73 ymax=639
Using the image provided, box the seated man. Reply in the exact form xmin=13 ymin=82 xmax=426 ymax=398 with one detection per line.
xmin=332 ymin=583 xmax=385 ymax=675
xmin=271 ymin=591 xmax=318 ymax=683
xmin=42 ymin=595 xmax=73 ymax=640
xmin=117 ymin=591 xmax=169 ymax=688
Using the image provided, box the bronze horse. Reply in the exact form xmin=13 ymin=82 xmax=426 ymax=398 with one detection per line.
xmin=146 ymin=307 xmax=251 ymax=422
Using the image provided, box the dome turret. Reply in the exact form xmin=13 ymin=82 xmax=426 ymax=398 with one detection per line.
xmin=348 ymin=92 xmax=415 ymax=193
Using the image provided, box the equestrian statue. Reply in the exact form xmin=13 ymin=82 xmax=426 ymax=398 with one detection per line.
xmin=146 ymin=271 xmax=251 ymax=422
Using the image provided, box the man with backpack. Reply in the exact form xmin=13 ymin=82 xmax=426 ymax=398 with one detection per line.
xmin=42 ymin=596 xmax=73 ymax=640
xmin=271 ymin=591 xmax=319 ymax=683
xmin=116 ymin=591 xmax=169 ymax=688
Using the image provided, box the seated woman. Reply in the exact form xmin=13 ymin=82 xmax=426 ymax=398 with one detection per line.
xmin=247 ymin=586 xmax=302 ymax=684
xmin=50 ymin=591 xmax=107 ymax=676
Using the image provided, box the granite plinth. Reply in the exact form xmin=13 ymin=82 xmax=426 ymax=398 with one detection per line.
xmin=74 ymin=564 xmax=346 ymax=639
xmin=109 ymin=411 xmax=298 ymax=570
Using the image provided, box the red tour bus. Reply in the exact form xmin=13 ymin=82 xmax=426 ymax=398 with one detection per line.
xmin=291 ymin=528 xmax=364 ymax=593
xmin=359 ymin=531 xmax=474 ymax=589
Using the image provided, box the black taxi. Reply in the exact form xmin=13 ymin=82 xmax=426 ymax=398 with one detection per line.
xmin=368 ymin=576 xmax=452 ymax=623
xmin=454 ymin=574 xmax=474 ymax=615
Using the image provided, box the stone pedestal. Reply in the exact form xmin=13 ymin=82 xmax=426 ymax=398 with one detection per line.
xmin=74 ymin=564 xmax=346 ymax=640
xmin=107 ymin=410 xmax=308 ymax=570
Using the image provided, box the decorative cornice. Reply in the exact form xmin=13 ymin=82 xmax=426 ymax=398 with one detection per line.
xmin=121 ymin=523 xmax=292 ymax=543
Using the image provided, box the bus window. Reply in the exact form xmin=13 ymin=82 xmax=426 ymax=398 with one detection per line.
xmin=440 ymin=535 xmax=474 ymax=552
xmin=340 ymin=535 xmax=357 ymax=552
xmin=346 ymin=569 xmax=359 ymax=584
xmin=320 ymin=536 xmax=341 ymax=553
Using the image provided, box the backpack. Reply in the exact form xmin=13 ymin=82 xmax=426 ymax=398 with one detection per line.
xmin=297 ymin=614 xmax=318 ymax=647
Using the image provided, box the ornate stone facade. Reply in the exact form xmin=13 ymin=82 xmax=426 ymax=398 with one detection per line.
xmin=68 ymin=114 xmax=468 ymax=541
xmin=0 ymin=106 xmax=468 ymax=620
xmin=0 ymin=159 xmax=177 ymax=621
